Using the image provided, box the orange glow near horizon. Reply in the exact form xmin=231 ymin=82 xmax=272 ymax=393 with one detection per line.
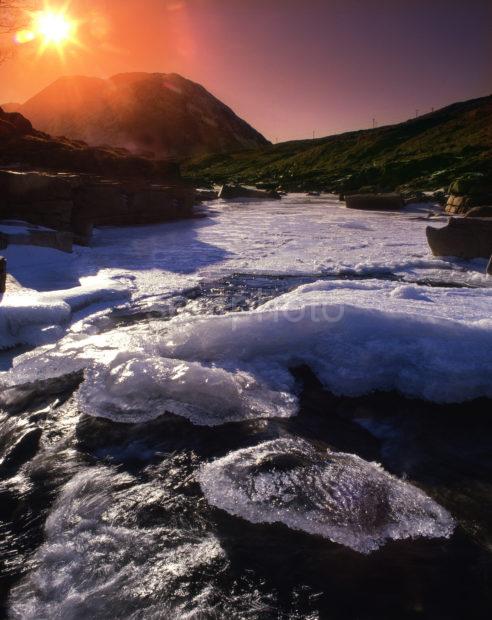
xmin=15 ymin=3 xmax=80 ymax=58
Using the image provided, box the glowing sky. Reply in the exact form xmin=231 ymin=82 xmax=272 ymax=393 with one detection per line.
xmin=1 ymin=0 xmax=491 ymax=141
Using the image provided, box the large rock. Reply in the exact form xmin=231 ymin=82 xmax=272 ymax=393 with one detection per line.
xmin=426 ymin=217 xmax=492 ymax=259
xmin=345 ymin=193 xmax=404 ymax=211
xmin=0 ymin=170 xmax=73 ymax=201
xmin=0 ymin=256 xmax=6 ymax=294
xmin=218 ymin=184 xmax=280 ymax=200
xmin=72 ymin=182 xmax=194 ymax=228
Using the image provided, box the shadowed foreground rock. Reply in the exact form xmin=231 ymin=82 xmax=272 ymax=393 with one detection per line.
xmin=426 ymin=217 xmax=492 ymax=259
xmin=0 ymin=106 xmax=180 ymax=180
xmin=345 ymin=193 xmax=404 ymax=211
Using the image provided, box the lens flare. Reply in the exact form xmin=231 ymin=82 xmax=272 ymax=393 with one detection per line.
xmin=14 ymin=30 xmax=36 ymax=44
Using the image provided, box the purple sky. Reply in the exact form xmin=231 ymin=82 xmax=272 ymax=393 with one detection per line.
xmin=1 ymin=0 xmax=491 ymax=141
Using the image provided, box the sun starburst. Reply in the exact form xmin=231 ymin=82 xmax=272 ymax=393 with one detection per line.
xmin=15 ymin=2 xmax=81 ymax=59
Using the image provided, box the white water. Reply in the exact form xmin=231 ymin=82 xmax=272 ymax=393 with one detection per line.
xmin=9 ymin=467 xmax=229 ymax=619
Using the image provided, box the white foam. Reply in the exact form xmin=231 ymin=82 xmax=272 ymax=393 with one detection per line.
xmin=199 ymin=438 xmax=455 ymax=554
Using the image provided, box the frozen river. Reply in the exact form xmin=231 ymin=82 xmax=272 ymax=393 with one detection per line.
xmin=0 ymin=196 xmax=491 ymax=618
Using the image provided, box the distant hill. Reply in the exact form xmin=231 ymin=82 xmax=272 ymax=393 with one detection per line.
xmin=184 ymin=94 xmax=492 ymax=192
xmin=16 ymin=73 xmax=269 ymax=159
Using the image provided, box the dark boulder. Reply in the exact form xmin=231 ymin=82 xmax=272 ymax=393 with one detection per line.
xmin=345 ymin=193 xmax=404 ymax=211
xmin=464 ymin=206 xmax=492 ymax=218
xmin=0 ymin=256 xmax=6 ymax=294
xmin=219 ymin=184 xmax=281 ymax=200
xmin=426 ymin=217 xmax=492 ymax=259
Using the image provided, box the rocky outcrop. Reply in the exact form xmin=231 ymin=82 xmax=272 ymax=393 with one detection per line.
xmin=426 ymin=217 xmax=492 ymax=259
xmin=0 ymin=106 xmax=181 ymax=180
xmin=18 ymin=73 xmax=269 ymax=159
xmin=218 ymin=184 xmax=280 ymax=200
xmin=0 ymin=170 xmax=195 ymax=245
xmin=345 ymin=193 xmax=404 ymax=211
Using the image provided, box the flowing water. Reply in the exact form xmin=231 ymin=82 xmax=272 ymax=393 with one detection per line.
xmin=0 ymin=196 xmax=491 ymax=619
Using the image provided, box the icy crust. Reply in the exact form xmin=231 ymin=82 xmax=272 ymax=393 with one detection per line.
xmin=2 ymin=277 xmax=492 ymax=425
xmin=76 ymin=356 xmax=297 ymax=426
xmin=0 ymin=276 xmax=131 ymax=350
xmin=159 ymin=280 xmax=492 ymax=404
xmin=199 ymin=438 xmax=455 ymax=554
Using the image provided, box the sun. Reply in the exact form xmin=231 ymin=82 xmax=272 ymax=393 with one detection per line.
xmin=15 ymin=3 xmax=80 ymax=57
xmin=34 ymin=10 xmax=74 ymax=46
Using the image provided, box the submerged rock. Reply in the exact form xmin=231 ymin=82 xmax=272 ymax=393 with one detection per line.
xmin=199 ymin=438 xmax=455 ymax=554
xmin=426 ymin=217 xmax=492 ymax=259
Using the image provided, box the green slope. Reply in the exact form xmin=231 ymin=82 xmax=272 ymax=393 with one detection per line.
xmin=183 ymin=94 xmax=492 ymax=193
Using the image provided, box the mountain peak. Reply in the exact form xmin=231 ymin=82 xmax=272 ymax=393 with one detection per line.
xmin=19 ymin=73 xmax=269 ymax=159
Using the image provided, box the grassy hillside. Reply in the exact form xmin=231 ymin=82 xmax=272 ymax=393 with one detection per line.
xmin=183 ymin=94 xmax=492 ymax=193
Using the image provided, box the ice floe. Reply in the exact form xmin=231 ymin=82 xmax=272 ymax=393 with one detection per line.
xmin=76 ymin=355 xmax=297 ymax=426
xmin=199 ymin=438 xmax=455 ymax=553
